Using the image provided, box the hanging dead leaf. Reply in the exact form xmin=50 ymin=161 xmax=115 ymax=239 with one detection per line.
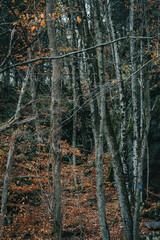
xmin=77 ymin=16 xmax=82 ymax=23
xmin=41 ymin=20 xmax=46 ymax=27
xmin=52 ymin=13 xmax=55 ymax=20
xmin=31 ymin=26 xmax=36 ymax=32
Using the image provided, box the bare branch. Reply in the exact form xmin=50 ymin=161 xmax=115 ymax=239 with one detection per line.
xmin=0 ymin=175 xmax=45 ymax=179
xmin=0 ymin=35 xmax=159 ymax=74
xmin=0 ymin=116 xmax=36 ymax=133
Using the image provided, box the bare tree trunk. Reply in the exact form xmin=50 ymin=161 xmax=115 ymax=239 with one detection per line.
xmin=0 ymin=132 xmax=16 ymax=236
xmin=133 ymin=50 xmax=151 ymax=240
xmin=46 ymin=0 xmax=62 ymax=238
xmin=92 ymin=1 xmax=110 ymax=239
xmin=129 ymin=0 xmax=139 ymax=195
xmin=129 ymin=1 xmax=141 ymax=238
xmin=70 ymin=1 xmax=78 ymax=185
xmin=130 ymin=1 xmax=151 ymax=238
xmin=107 ymin=0 xmax=132 ymax=201
xmin=139 ymin=38 xmax=144 ymax=139
xmin=30 ymin=66 xmax=42 ymax=143
xmin=133 ymin=120 xmax=150 ymax=240
xmin=146 ymin=142 xmax=149 ymax=198
xmin=104 ymin=106 xmax=133 ymax=240
xmin=89 ymin=80 xmax=110 ymax=240
xmin=0 ymin=66 xmax=30 ymax=236
xmin=139 ymin=2 xmax=145 ymax=203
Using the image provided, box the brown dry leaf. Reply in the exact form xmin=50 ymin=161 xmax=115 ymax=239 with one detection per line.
xmin=77 ymin=16 xmax=82 ymax=23
xmin=41 ymin=20 xmax=45 ymax=27
xmin=31 ymin=26 xmax=36 ymax=32
xmin=52 ymin=13 xmax=55 ymax=20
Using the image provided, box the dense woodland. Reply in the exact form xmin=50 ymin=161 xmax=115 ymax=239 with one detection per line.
xmin=0 ymin=0 xmax=160 ymax=239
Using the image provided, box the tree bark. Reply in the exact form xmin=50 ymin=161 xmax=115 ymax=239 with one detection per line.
xmin=129 ymin=1 xmax=151 ymax=239
xmin=0 ymin=66 xmax=30 ymax=236
xmin=46 ymin=0 xmax=62 ymax=238
xmin=104 ymin=105 xmax=133 ymax=240
xmin=129 ymin=0 xmax=139 ymax=194
xmin=30 ymin=66 xmax=42 ymax=143
xmin=92 ymin=1 xmax=110 ymax=239
xmin=0 ymin=132 xmax=16 ymax=236
xmin=129 ymin=2 xmax=141 ymax=239
xmin=107 ymin=0 xmax=132 ymax=201
xmin=70 ymin=1 xmax=78 ymax=185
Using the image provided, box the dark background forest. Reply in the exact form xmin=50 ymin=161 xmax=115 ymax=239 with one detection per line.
xmin=0 ymin=0 xmax=160 ymax=239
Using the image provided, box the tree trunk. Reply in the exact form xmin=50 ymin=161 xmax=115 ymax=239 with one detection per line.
xmin=92 ymin=1 xmax=110 ymax=239
xmin=104 ymin=105 xmax=133 ymax=240
xmin=129 ymin=1 xmax=140 ymax=238
xmin=0 ymin=66 xmax=30 ymax=236
xmin=70 ymin=1 xmax=78 ymax=185
xmin=46 ymin=0 xmax=62 ymax=238
xmin=129 ymin=0 xmax=139 ymax=194
xmin=30 ymin=66 xmax=42 ymax=143
xmin=107 ymin=0 xmax=132 ymax=201
xmin=0 ymin=132 xmax=16 ymax=236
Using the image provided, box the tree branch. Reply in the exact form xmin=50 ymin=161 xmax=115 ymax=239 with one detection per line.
xmin=0 ymin=35 xmax=159 ymax=74
xmin=0 ymin=116 xmax=36 ymax=133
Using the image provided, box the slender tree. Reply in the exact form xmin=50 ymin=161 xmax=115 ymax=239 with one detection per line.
xmin=30 ymin=65 xmax=42 ymax=143
xmin=70 ymin=1 xmax=78 ymax=184
xmin=106 ymin=0 xmax=132 ymax=201
xmin=0 ymin=66 xmax=31 ymax=236
xmin=46 ymin=0 xmax=62 ymax=238
xmin=90 ymin=1 xmax=111 ymax=239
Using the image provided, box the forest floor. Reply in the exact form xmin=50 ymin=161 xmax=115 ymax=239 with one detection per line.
xmin=2 ymin=168 xmax=160 ymax=239
xmin=0 ymin=139 xmax=160 ymax=239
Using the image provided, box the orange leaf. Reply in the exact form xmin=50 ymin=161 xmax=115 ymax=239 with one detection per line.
xmin=52 ymin=13 xmax=55 ymax=20
xmin=31 ymin=26 xmax=36 ymax=32
xmin=41 ymin=20 xmax=45 ymax=27
xmin=77 ymin=16 xmax=82 ymax=23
